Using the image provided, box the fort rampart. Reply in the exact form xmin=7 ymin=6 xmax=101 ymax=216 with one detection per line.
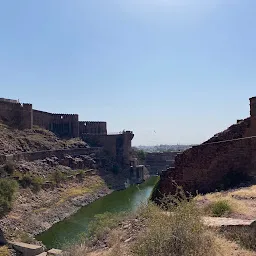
xmin=0 ymin=98 xmax=106 ymax=138
xmin=157 ymin=136 xmax=256 ymax=197
xmin=0 ymin=100 xmax=32 ymax=129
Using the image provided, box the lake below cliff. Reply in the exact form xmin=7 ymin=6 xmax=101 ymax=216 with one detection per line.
xmin=36 ymin=176 xmax=159 ymax=249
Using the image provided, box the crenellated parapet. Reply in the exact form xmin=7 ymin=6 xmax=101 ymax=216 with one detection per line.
xmin=79 ymin=121 xmax=107 ymax=135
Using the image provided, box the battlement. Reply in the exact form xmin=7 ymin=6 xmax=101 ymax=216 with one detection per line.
xmin=53 ymin=114 xmax=79 ymax=117
xmin=0 ymin=98 xmax=19 ymax=104
xmin=82 ymin=121 xmax=107 ymax=124
xmin=79 ymin=121 xmax=107 ymax=135
xmin=250 ymin=97 xmax=256 ymax=117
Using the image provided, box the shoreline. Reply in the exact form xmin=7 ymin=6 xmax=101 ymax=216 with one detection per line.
xmin=34 ymin=186 xmax=114 ymax=238
xmin=0 ymin=175 xmax=115 ymax=242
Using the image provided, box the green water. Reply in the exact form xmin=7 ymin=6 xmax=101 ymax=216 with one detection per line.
xmin=36 ymin=176 xmax=159 ymax=249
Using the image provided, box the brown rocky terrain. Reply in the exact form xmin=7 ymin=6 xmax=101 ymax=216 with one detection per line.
xmin=0 ymin=122 xmax=88 ymax=155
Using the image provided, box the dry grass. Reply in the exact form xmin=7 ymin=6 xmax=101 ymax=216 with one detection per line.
xmin=230 ymin=185 xmax=256 ymax=199
xmin=57 ymin=176 xmax=106 ymax=205
xmin=215 ymin=235 xmax=256 ymax=256
xmin=195 ymin=192 xmax=251 ymax=217
xmin=0 ymin=247 xmax=9 ymax=256
xmin=132 ymin=196 xmax=216 ymax=256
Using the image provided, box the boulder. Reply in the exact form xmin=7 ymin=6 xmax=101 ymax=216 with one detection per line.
xmin=47 ymin=248 xmax=63 ymax=255
xmin=10 ymin=241 xmax=44 ymax=256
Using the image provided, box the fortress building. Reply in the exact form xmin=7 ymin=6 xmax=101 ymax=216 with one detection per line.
xmin=0 ymin=98 xmax=133 ymax=166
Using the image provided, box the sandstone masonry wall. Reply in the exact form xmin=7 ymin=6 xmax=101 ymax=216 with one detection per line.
xmin=33 ymin=110 xmax=79 ymax=138
xmin=157 ymin=136 xmax=256 ymax=196
xmin=0 ymin=100 xmax=32 ymax=129
xmin=145 ymin=151 xmax=180 ymax=174
xmin=79 ymin=121 xmax=107 ymax=135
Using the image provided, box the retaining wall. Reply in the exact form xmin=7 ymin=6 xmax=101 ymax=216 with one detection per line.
xmin=157 ymin=136 xmax=256 ymax=197
xmin=0 ymin=148 xmax=102 ymax=165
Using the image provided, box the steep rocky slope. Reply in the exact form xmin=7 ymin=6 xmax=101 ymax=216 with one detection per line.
xmin=0 ymin=122 xmax=88 ymax=155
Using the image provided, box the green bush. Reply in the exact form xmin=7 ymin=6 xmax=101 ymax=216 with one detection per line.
xmin=20 ymin=174 xmax=33 ymax=188
xmin=137 ymin=150 xmax=146 ymax=161
xmin=50 ymin=170 xmax=66 ymax=184
xmin=87 ymin=211 xmax=127 ymax=241
xmin=4 ymin=162 xmax=16 ymax=175
xmin=205 ymin=200 xmax=232 ymax=217
xmin=20 ymin=174 xmax=44 ymax=192
xmin=0 ymin=178 xmax=18 ymax=217
xmin=31 ymin=176 xmax=44 ymax=193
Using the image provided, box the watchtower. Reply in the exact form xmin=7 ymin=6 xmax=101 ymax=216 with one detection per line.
xmin=250 ymin=97 xmax=256 ymax=117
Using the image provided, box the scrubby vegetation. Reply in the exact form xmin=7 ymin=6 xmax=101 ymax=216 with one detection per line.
xmin=66 ymin=193 xmax=218 ymax=256
xmin=0 ymin=246 xmax=10 ymax=256
xmin=0 ymin=178 xmax=18 ymax=217
xmin=3 ymin=162 xmax=16 ymax=175
xmin=132 ymin=198 xmax=216 ymax=256
xmin=50 ymin=170 xmax=67 ymax=184
xmin=87 ymin=211 xmax=127 ymax=241
xmin=204 ymin=200 xmax=232 ymax=217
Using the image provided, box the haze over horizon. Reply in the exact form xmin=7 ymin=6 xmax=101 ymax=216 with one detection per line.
xmin=1 ymin=1 xmax=255 ymax=146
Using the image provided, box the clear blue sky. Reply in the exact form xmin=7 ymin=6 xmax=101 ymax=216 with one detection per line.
xmin=0 ymin=1 xmax=256 ymax=146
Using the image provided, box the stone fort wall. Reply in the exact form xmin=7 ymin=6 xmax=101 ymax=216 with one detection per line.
xmin=157 ymin=136 xmax=256 ymax=197
xmin=33 ymin=110 xmax=79 ymax=138
xmin=0 ymin=98 xmax=134 ymax=166
xmin=0 ymin=98 xmax=106 ymax=138
xmin=0 ymin=99 xmax=32 ymax=129
xmin=79 ymin=121 xmax=107 ymax=135
xmin=82 ymin=131 xmax=134 ymax=166
xmin=155 ymin=97 xmax=256 ymax=198
xmin=145 ymin=151 xmax=180 ymax=175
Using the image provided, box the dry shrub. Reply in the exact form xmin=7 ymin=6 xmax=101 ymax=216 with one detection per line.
xmin=88 ymin=211 xmax=127 ymax=241
xmin=221 ymin=225 xmax=256 ymax=251
xmin=0 ymin=246 xmax=10 ymax=256
xmin=107 ymin=230 xmax=122 ymax=256
xmin=132 ymin=192 xmax=216 ymax=256
xmin=63 ymin=242 xmax=90 ymax=256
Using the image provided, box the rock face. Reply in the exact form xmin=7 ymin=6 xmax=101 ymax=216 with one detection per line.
xmin=0 ymin=228 xmax=7 ymax=245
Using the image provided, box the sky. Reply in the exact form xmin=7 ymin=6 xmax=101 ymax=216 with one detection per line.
xmin=0 ymin=1 xmax=256 ymax=146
